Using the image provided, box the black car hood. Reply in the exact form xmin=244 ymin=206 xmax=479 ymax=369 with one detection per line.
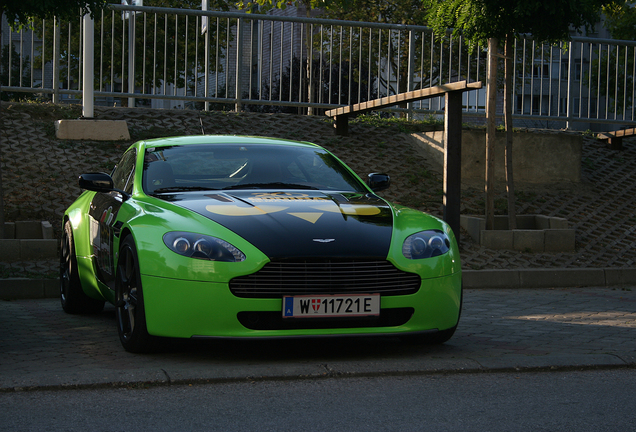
xmin=164 ymin=191 xmax=393 ymax=260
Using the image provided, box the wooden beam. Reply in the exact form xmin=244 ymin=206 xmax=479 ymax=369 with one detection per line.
xmin=334 ymin=114 xmax=349 ymax=136
xmin=325 ymin=80 xmax=483 ymax=118
xmin=444 ymin=90 xmax=463 ymax=245
xmin=597 ymin=127 xmax=636 ymax=151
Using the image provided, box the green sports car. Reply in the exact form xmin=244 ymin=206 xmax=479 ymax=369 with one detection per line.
xmin=61 ymin=135 xmax=462 ymax=352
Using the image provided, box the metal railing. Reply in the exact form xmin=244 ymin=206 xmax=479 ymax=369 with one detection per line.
xmin=2 ymin=4 xmax=635 ymax=129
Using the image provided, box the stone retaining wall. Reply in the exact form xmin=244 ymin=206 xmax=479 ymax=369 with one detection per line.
xmin=410 ymin=129 xmax=582 ymax=184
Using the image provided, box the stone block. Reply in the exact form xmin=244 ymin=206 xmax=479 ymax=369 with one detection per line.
xmin=463 ymin=269 xmax=520 ymax=288
xmin=460 ymin=215 xmax=484 ymax=243
xmin=0 ymin=279 xmax=46 ymax=299
xmin=604 ymin=268 xmax=636 ymax=287
xmin=519 ymin=268 xmax=605 ymax=288
xmin=550 ymin=217 xmax=569 ymax=229
xmin=19 ymin=239 xmax=58 ymax=260
xmin=41 ymin=221 xmax=55 ymax=239
xmin=3 ymin=222 xmax=16 ymax=239
xmin=493 ymin=215 xmax=509 ymax=230
xmin=15 ymin=221 xmax=42 ymax=239
xmin=0 ymin=239 xmax=20 ymax=260
xmin=516 ymin=215 xmax=536 ymax=229
xmin=544 ymin=229 xmax=576 ymax=252
xmin=513 ymin=230 xmax=545 ymax=252
xmin=535 ymin=215 xmax=551 ymax=230
xmin=481 ymin=229 xmax=514 ymax=250
xmin=55 ymin=119 xmax=130 ymax=141
xmin=43 ymin=279 xmax=60 ymax=298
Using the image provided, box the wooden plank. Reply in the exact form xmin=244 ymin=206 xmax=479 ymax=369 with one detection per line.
xmin=614 ymin=127 xmax=636 ymax=138
xmin=598 ymin=127 xmax=636 ymax=139
xmin=324 ymin=80 xmax=483 ymax=118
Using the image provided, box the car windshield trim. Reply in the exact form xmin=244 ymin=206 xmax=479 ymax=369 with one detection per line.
xmin=150 ymin=186 xmax=219 ymax=194
xmin=222 ymin=182 xmax=320 ymax=191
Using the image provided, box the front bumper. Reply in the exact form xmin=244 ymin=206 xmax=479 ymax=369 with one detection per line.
xmin=141 ymin=272 xmax=462 ymax=338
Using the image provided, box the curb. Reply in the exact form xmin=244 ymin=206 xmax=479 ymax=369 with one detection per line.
xmin=462 ymin=267 xmax=636 ymax=289
xmin=0 ymin=278 xmax=59 ymax=299
xmin=1 ymin=353 xmax=634 ymax=392
xmin=2 ymin=268 xmax=636 ymax=300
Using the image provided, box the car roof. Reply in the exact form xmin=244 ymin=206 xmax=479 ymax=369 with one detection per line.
xmin=138 ymin=135 xmax=321 ymax=150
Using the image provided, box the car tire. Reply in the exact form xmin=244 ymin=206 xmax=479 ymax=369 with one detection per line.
xmin=115 ymin=235 xmax=155 ymax=353
xmin=60 ymin=221 xmax=105 ymax=314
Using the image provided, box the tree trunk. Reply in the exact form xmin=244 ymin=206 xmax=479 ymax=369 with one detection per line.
xmin=504 ymin=34 xmax=516 ymax=230
xmin=485 ymin=37 xmax=498 ymax=230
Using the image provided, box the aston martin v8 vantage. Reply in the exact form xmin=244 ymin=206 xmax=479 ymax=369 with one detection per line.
xmin=61 ymin=136 xmax=462 ymax=352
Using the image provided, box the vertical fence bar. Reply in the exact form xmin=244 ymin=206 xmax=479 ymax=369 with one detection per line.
xmin=268 ymin=21 xmax=273 ymax=101
xmin=215 ymin=18 xmax=219 ymax=98
xmin=632 ymin=46 xmax=635 ymax=121
xmin=407 ymin=30 xmax=415 ymax=119
xmin=348 ymin=27 xmax=352 ymax=106
xmin=204 ymin=14 xmax=210 ymax=111
xmin=128 ymin=11 xmax=136 ymax=107
xmin=143 ymin=13 xmax=147 ymax=97
xmin=53 ymin=18 xmax=60 ymax=103
xmin=29 ymin=27 xmax=34 ymax=88
xmin=173 ymin=15 xmax=178 ymax=98
xmin=153 ymin=13 xmax=157 ymax=97
xmin=614 ymin=45 xmax=619 ymax=119
xmin=83 ymin=13 xmax=95 ymax=118
xmin=623 ymin=47 xmax=628 ymax=120
xmin=99 ymin=11 xmax=104 ymax=93
xmin=235 ymin=17 xmax=243 ymax=111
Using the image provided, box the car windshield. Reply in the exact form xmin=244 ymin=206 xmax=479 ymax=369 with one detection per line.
xmin=142 ymin=143 xmax=367 ymax=195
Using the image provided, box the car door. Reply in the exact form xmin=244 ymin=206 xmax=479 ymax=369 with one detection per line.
xmin=88 ymin=149 xmax=136 ymax=289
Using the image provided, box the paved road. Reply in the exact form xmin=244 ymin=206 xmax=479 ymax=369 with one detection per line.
xmin=1 ymin=288 xmax=635 ymax=391
xmin=2 ymin=370 xmax=636 ymax=431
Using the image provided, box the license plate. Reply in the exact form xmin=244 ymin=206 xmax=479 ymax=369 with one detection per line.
xmin=282 ymin=294 xmax=380 ymax=318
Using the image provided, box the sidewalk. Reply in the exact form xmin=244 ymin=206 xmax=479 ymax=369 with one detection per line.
xmin=1 ymin=287 xmax=634 ymax=391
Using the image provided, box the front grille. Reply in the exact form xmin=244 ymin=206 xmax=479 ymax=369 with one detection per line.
xmin=229 ymin=260 xmax=421 ymax=298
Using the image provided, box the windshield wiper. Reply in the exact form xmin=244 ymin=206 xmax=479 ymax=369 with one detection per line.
xmin=150 ymin=186 xmax=218 ymax=193
xmin=222 ymin=182 xmax=319 ymax=190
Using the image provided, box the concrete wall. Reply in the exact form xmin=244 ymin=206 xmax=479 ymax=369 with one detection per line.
xmin=410 ymin=130 xmax=582 ymax=184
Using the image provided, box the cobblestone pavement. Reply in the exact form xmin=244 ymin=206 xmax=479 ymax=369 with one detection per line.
xmin=1 ymin=288 xmax=634 ymax=390
xmin=1 ymin=102 xmax=636 ymax=279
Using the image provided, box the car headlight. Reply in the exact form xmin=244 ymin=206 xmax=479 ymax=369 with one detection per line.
xmin=402 ymin=230 xmax=451 ymax=259
xmin=163 ymin=232 xmax=246 ymax=262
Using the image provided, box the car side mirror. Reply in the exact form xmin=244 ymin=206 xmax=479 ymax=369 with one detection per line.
xmin=79 ymin=173 xmax=130 ymax=200
xmin=79 ymin=173 xmax=114 ymax=192
xmin=367 ymin=173 xmax=390 ymax=192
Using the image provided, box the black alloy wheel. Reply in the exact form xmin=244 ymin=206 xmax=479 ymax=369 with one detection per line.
xmin=115 ymin=235 xmax=154 ymax=353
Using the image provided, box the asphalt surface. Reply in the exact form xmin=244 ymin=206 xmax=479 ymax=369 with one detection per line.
xmin=1 ymin=287 xmax=634 ymax=391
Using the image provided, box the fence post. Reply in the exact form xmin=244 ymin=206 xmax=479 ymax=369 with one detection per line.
xmin=82 ymin=13 xmax=94 ymax=118
xmin=52 ymin=18 xmax=60 ymax=104
xmin=128 ymin=11 xmax=136 ymax=108
xmin=235 ymin=17 xmax=243 ymax=112
xmin=204 ymin=21 xmax=210 ymax=112
xmin=407 ymin=31 xmax=415 ymax=120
